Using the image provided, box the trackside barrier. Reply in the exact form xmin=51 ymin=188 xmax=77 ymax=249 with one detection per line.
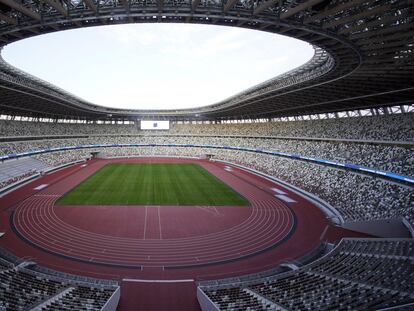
xmin=0 ymin=144 xmax=412 ymax=186
xmin=377 ymin=302 xmax=414 ymax=310
xmin=101 ymin=286 xmax=121 ymax=311
xmin=43 ymin=159 xmax=86 ymax=174
xmin=197 ymin=287 xmax=220 ymax=311
xmin=0 ymin=173 xmax=40 ymax=195
xmin=0 ymin=159 xmax=85 ymax=196
xmin=402 ymin=217 xmax=414 ymax=238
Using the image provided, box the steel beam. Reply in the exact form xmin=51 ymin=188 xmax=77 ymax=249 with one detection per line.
xmin=223 ymin=0 xmax=238 ymax=13
xmin=119 ymin=0 xmax=129 ymax=10
xmin=0 ymin=12 xmax=18 ymax=25
xmin=43 ymin=0 xmax=68 ymax=17
xmin=323 ymin=5 xmax=390 ymax=29
xmin=339 ymin=13 xmax=402 ymax=35
xmin=83 ymin=0 xmax=98 ymax=14
xmin=253 ymin=0 xmax=278 ymax=16
xmin=350 ymin=22 xmax=414 ymax=40
xmin=304 ymin=0 xmax=370 ymax=24
xmin=280 ymin=0 xmax=325 ymax=20
xmin=191 ymin=0 xmax=200 ymax=11
xmin=9 ymin=31 xmax=23 ymax=38
xmin=28 ymin=27 xmax=40 ymax=34
xmin=48 ymin=23 xmax=60 ymax=30
xmin=0 ymin=0 xmax=41 ymax=21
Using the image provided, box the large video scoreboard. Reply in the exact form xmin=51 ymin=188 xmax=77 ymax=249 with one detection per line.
xmin=140 ymin=120 xmax=170 ymax=130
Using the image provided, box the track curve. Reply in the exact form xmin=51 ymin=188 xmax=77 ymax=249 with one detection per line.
xmin=11 ymin=159 xmax=296 ymax=268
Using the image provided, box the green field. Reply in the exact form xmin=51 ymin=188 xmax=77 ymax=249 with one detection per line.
xmin=56 ymin=163 xmax=249 ymax=206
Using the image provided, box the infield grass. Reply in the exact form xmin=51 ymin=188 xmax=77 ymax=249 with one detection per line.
xmin=56 ymin=163 xmax=249 ymax=206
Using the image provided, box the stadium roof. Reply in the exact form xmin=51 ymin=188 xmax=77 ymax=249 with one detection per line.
xmin=0 ymin=0 xmax=413 ymax=121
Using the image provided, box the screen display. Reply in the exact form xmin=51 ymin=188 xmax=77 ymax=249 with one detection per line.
xmin=140 ymin=120 xmax=170 ymax=130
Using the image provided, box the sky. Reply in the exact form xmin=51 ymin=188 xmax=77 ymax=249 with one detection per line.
xmin=2 ymin=24 xmax=314 ymax=110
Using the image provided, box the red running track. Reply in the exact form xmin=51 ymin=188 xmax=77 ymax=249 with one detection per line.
xmin=11 ymin=159 xmax=296 ymax=268
xmin=0 ymin=157 xmax=354 ymax=310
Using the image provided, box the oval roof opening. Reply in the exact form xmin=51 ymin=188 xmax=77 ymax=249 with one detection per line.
xmin=2 ymin=23 xmax=314 ymax=110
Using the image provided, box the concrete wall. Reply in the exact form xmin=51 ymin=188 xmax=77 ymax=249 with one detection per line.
xmin=197 ymin=287 xmax=220 ymax=311
xmin=342 ymin=218 xmax=411 ymax=238
xmin=101 ymin=287 xmax=121 ymax=311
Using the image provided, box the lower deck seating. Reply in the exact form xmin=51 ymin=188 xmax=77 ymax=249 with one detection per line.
xmin=0 ymin=269 xmax=66 ymax=311
xmin=204 ymin=287 xmax=270 ymax=311
xmin=200 ymin=238 xmax=414 ymax=311
xmin=40 ymin=286 xmax=115 ymax=311
xmin=0 ymin=249 xmax=119 ymax=311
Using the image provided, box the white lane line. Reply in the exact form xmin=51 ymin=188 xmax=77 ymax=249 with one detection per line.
xmin=143 ymin=206 xmax=148 ymax=240
xmin=158 ymin=206 xmax=162 ymax=239
xmin=212 ymin=206 xmax=222 ymax=216
xmin=195 ymin=206 xmax=218 ymax=216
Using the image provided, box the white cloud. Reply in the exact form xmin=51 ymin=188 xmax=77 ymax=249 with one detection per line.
xmin=3 ymin=24 xmax=314 ymax=110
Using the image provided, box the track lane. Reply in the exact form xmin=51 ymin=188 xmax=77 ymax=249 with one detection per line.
xmin=12 ymin=159 xmax=296 ymax=267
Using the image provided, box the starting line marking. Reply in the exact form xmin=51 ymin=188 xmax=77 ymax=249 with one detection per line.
xmin=122 ymin=278 xmax=194 ymax=283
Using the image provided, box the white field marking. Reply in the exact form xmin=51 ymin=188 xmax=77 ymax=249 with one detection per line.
xmin=80 ymin=164 xmax=87 ymax=167
xmin=195 ymin=206 xmax=219 ymax=216
xmin=212 ymin=206 xmax=222 ymax=216
xmin=122 ymin=278 xmax=194 ymax=283
xmin=157 ymin=206 xmax=162 ymax=239
xmin=275 ymin=194 xmax=297 ymax=203
xmin=143 ymin=206 xmax=148 ymax=240
xmin=271 ymin=188 xmax=286 ymax=195
xmin=33 ymin=184 xmax=48 ymax=190
xmin=33 ymin=194 xmax=60 ymax=197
